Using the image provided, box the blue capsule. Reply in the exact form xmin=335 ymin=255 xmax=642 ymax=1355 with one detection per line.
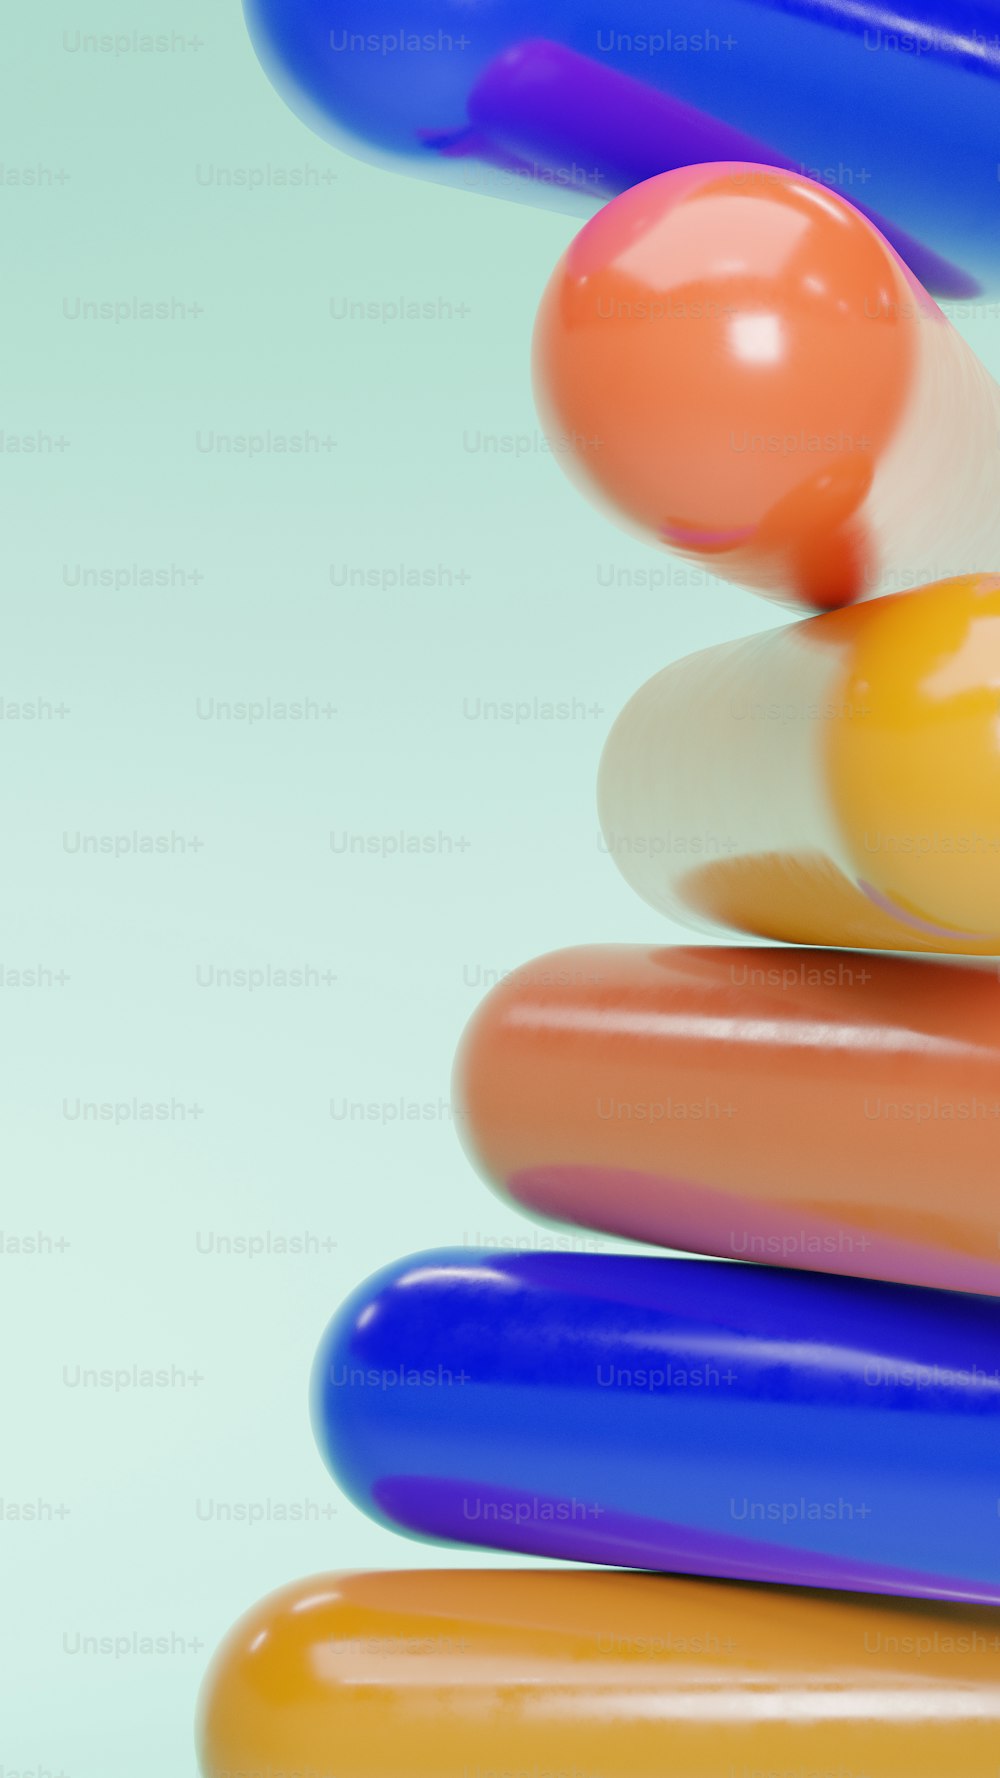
xmin=312 ymin=1249 xmax=1000 ymax=1603
xmin=244 ymin=0 xmax=1000 ymax=294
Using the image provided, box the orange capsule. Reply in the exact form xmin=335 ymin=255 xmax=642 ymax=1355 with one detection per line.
xmin=454 ymin=943 xmax=1000 ymax=1294
xmin=197 ymin=1568 xmax=1000 ymax=1778
xmin=598 ymin=573 xmax=1000 ymax=953
xmin=533 ymin=164 xmax=1000 ymax=610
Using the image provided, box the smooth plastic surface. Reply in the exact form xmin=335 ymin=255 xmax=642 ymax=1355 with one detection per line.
xmin=599 ymin=573 xmax=1000 ymax=953
xmin=243 ymin=0 xmax=1000 ymax=294
xmin=534 ymin=166 xmax=1000 ymax=610
xmin=197 ymin=1567 xmax=1000 ymax=1778
xmin=312 ymin=1249 xmax=1000 ymax=1603
xmin=455 ymin=943 xmax=1000 ymax=1295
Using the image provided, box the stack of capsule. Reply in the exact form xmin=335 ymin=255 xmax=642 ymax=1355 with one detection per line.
xmin=200 ymin=24 xmax=1000 ymax=1776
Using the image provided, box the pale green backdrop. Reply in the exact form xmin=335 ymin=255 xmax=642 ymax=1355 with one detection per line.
xmin=2 ymin=4 xmax=999 ymax=1772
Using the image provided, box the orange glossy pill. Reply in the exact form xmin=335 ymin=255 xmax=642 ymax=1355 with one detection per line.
xmin=598 ymin=573 xmax=1000 ymax=953
xmin=198 ymin=1568 xmax=1000 ymax=1777
xmin=455 ymin=943 xmax=1000 ymax=1294
xmin=533 ymin=164 xmax=1000 ymax=610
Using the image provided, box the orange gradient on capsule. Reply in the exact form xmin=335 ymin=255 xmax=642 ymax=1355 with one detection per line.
xmin=197 ymin=1568 xmax=1000 ymax=1778
xmin=533 ymin=164 xmax=1000 ymax=610
xmin=454 ymin=944 xmax=1000 ymax=1294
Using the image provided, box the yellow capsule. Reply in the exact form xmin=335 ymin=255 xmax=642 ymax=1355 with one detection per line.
xmin=197 ymin=1568 xmax=1000 ymax=1778
xmin=598 ymin=572 xmax=1000 ymax=952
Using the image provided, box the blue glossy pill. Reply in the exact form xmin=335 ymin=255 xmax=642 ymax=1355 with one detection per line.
xmin=244 ymin=0 xmax=1000 ymax=294
xmin=312 ymin=1249 xmax=1000 ymax=1604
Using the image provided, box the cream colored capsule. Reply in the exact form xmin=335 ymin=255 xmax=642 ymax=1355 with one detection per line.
xmin=598 ymin=573 xmax=1000 ymax=952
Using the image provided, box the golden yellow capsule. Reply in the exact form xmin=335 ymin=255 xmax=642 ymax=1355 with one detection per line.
xmin=197 ymin=1568 xmax=1000 ymax=1778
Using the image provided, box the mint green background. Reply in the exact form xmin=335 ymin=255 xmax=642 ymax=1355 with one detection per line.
xmin=2 ymin=5 xmax=999 ymax=1772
